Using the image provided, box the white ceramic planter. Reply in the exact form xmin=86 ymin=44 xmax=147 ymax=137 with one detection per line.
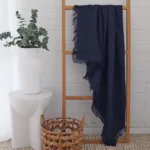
xmin=18 ymin=48 xmax=41 ymax=94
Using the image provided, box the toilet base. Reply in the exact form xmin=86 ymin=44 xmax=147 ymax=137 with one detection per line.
xmin=11 ymin=107 xmax=42 ymax=150
xmin=9 ymin=90 xmax=53 ymax=150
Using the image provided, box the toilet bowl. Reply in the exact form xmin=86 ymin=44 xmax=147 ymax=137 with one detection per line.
xmin=9 ymin=90 xmax=53 ymax=150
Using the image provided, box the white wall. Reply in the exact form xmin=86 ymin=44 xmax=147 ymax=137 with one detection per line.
xmin=0 ymin=0 xmax=13 ymax=141
xmin=16 ymin=0 xmax=150 ymax=134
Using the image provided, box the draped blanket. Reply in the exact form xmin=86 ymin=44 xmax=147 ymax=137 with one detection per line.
xmin=72 ymin=5 xmax=126 ymax=146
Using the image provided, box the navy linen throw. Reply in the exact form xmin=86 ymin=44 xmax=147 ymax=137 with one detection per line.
xmin=72 ymin=5 xmax=126 ymax=146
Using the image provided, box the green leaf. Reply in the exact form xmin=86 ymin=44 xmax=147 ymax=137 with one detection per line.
xmin=31 ymin=9 xmax=38 ymax=17
xmin=16 ymin=40 xmax=23 ymax=48
xmin=42 ymin=45 xmax=49 ymax=51
xmin=43 ymin=36 xmax=49 ymax=45
xmin=0 ymin=32 xmax=11 ymax=40
xmin=38 ymin=27 xmax=48 ymax=36
xmin=17 ymin=27 xmax=25 ymax=36
xmin=42 ymin=36 xmax=49 ymax=50
xmin=0 ymin=34 xmax=3 ymax=40
xmin=16 ymin=11 xmax=26 ymax=27
xmin=28 ymin=23 xmax=38 ymax=31
xmin=30 ymin=9 xmax=38 ymax=23
xmin=16 ymin=11 xmax=19 ymax=17
xmin=37 ymin=41 xmax=42 ymax=47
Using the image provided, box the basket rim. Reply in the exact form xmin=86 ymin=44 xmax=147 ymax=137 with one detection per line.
xmin=41 ymin=117 xmax=84 ymax=135
xmin=42 ymin=117 xmax=82 ymax=122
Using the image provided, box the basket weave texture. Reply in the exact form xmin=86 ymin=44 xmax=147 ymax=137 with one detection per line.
xmin=41 ymin=115 xmax=85 ymax=150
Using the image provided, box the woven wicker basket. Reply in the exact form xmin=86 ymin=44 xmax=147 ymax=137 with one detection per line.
xmin=40 ymin=115 xmax=85 ymax=150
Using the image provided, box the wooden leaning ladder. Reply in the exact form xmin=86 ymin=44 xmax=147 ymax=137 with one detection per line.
xmin=62 ymin=0 xmax=131 ymax=144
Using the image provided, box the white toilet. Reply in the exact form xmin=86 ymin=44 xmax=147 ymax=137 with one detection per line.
xmin=9 ymin=89 xmax=53 ymax=150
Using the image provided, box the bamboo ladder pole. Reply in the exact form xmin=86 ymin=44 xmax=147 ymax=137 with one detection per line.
xmin=126 ymin=0 xmax=131 ymax=143
xmin=62 ymin=0 xmax=131 ymax=144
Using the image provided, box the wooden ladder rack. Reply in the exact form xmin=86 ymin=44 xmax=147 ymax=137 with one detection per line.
xmin=62 ymin=0 xmax=131 ymax=144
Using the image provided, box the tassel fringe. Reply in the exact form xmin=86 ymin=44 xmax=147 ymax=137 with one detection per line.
xmin=72 ymin=6 xmax=87 ymax=64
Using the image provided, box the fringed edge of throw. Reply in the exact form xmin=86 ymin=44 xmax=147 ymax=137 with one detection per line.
xmin=92 ymin=104 xmax=105 ymax=124
xmin=72 ymin=6 xmax=87 ymax=64
xmin=115 ymin=128 xmax=126 ymax=139
xmin=92 ymin=104 xmax=126 ymax=140
xmin=72 ymin=6 xmax=78 ymax=63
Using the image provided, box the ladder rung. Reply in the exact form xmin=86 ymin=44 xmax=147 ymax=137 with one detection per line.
xmin=66 ymin=96 xmax=127 ymax=100
xmin=65 ymin=51 xmax=72 ymax=55
xmin=65 ymin=50 xmax=128 ymax=55
xmin=65 ymin=5 xmax=128 ymax=10
xmin=66 ymin=96 xmax=92 ymax=100
xmin=84 ymin=139 xmax=102 ymax=144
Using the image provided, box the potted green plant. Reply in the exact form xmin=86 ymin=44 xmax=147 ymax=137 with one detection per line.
xmin=0 ymin=9 xmax=49 ymax=94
